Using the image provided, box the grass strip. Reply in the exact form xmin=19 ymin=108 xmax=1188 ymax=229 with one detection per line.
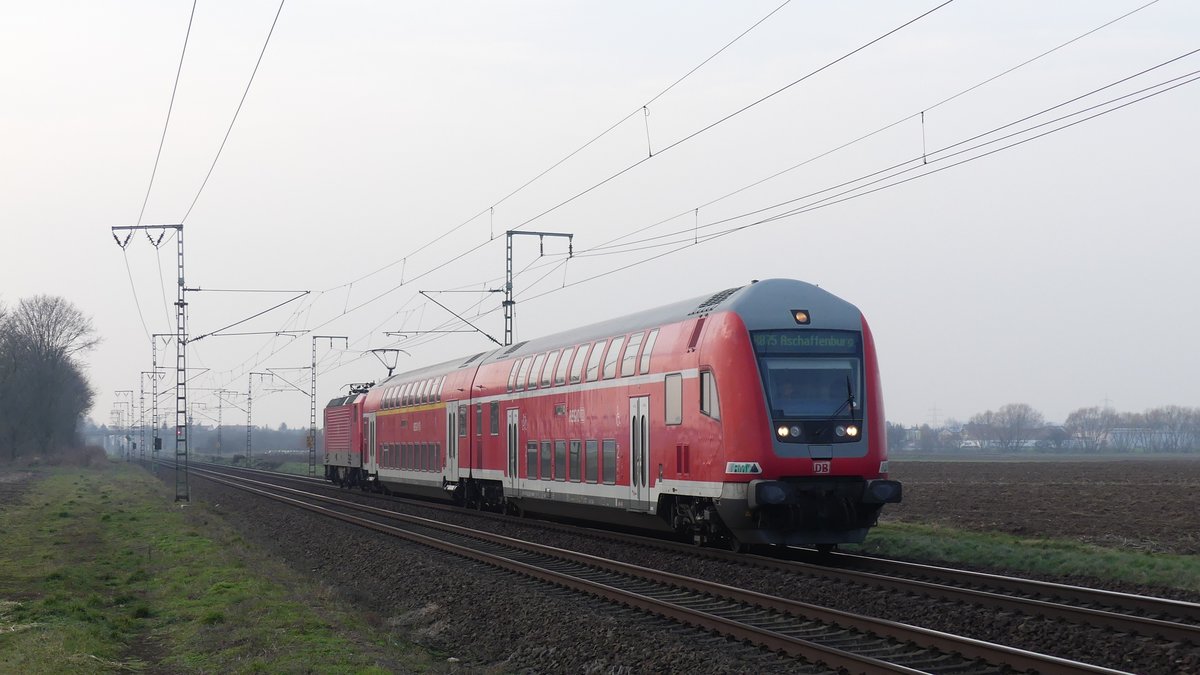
xmin=845 ymin=522 xmax=1200 ymax=593
xmin=0 ymin=463 xmax=436 ymax=673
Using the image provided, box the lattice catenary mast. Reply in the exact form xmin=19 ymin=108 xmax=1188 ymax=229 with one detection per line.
xmin=113 ymin=224 xmax=189 ymax=501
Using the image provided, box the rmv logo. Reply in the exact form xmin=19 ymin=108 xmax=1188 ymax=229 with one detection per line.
xmin=725 ymin=462 xmax=762 ymax=474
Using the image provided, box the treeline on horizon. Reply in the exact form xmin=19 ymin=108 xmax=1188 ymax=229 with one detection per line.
xmin=0 ymin=295 xmax=98 ymax=461
xmin=890 ymin=402 xmax=1200 ymax=453
xmin=87 ymin=419 xmax=316 ymax=456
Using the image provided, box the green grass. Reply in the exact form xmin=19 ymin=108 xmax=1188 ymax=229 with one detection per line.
xmin=845 ymin=522 xmax=1200 ymax=592
xmin=0 ymin=463 xmax=439 ymax=673
xmin=274 ymin=461 xmax=316 ymax=476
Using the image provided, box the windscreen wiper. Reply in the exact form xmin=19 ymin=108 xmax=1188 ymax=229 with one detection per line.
xmin=826 ymin=375 xmax=857 ymax=419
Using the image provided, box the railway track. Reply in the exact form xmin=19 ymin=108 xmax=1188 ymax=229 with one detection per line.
xmin=191 ymin=460 xmax=1200 ymax=644
xmin=185 ymin=463 xmax=1133 ymax=674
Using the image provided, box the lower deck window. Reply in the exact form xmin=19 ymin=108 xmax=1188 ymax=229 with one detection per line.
xmin=554 ymin=441 xmax=567 ymax=481
xmin=540 ymin=441 xmax=552 ymax=479
xmin=526 ymin=441 xmax=538 ymax=478
xmin=602 ymin=439 xmax=617 ymax=484
xmin=569 ymin=440 xmax=581 ymax=482
xmin=585 ymin=440 xmax=598 ymax=483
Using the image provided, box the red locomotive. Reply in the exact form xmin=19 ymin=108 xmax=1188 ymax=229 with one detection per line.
xmin=323 ymin=278 xmax=901 ymax=549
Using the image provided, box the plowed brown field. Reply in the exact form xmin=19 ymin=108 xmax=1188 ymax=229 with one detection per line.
xmin=880 ymin=457 xmax=1200 ymax=555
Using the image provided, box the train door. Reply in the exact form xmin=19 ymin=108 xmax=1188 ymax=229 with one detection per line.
xmin=445 ymin=404 xmax=460 ymax=482
xmin=363 ymin=412 xmax=377 ymax=475
xmin=629 ymin=396 xmax=649 ymax=509
xmin=506 ymin=408 xmax=519 ymax=492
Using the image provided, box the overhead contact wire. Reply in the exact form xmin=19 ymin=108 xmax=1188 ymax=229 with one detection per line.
xmin=182 ymin=0 xmax=287 ymax=223
xmin=331 ymin=1 xmax=793 ymax=292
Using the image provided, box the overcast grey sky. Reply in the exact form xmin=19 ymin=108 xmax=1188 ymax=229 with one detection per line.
xmin=2 ymin=0 xmax=1197 ymax=431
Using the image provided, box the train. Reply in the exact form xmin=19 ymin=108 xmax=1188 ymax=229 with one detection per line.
xmin=323 ymin=278 xmax=901 ymax=550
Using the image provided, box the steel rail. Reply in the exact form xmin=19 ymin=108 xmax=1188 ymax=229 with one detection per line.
xmin=191 ymin=459 xmax=1200 ymax=641
xmin=188 ymin=465 xmax=1129 ymax=674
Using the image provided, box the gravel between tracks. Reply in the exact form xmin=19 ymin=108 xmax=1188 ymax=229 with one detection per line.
xmin=188 ymin=470 xmax=1200 ymax=674
xmin=186 ymin=474 xmax=819 ymax=674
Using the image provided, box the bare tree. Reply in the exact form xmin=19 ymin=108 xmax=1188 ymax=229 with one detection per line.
xmin=992 ymin=403 xmax=1045 ymax=451
xmin=1064 ymin=406 xmax=1116 ymax=452
xmin=966 ymin=409 xmax=997 ymax=448
xmin=8 ymin=295 xmax=99 ymax=362
xmin=0 ymin=296 xmax=98 ymax=459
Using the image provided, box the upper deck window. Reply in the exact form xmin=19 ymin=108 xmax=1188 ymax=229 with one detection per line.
xmin=570 ymin=344 xmax=589 ymax=384
xmin=585 ymin=340 xmax=606 ymax=382
xmin=603 ymin=336 xmax=626 ymax=380
xmin=640 ymin=329 xmax=658 ymax=374
xmin=528 ymin=353 xmax=547 ymax=389
xmin=507 ymin=360 xmax=520 ymax=392
xmin=541 ymin=351 xmax=557 ymax=388
xmin=515 ymin=356 xmax=533 ymax=392
xmin=554 ymin=346 xmax=574 ymax=385
xmin=621 ymin=332 xmax=644 ymax=377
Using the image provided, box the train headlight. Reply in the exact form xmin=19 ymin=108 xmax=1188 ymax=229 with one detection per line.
xmin=835 ymin=426 xmax=846 ymax=437
xmin=846 ymin=425 xmax=859 ymax=438
xmin=789 ymin=425 xmax=801 ymax=438
xmin=791 ymin=309 xmax=811 ymax=325
xmin=776 ymin=426 xmax=789 ymax=438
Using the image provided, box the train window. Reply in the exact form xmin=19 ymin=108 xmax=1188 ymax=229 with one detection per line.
xmin=526 ymin=441 xmax=538 ymax=478
xmin=529 ymin=353 xmax=547 ymax=389
xmin=515 ymin=357 xmax=533 ymax=392
xmin=423 ymin=379 xmax=434 ymax=404
xmin=401 ymin=443 xmax=409 ymax=469
xmin=541 ymin=351 xmax=559 ymax=388
xmin=415 ymin=380 xmax=426 ymax=404
xmin=602 ymin=439 xmax=617 ymax=484
xmin=569 ymin=440 xmax=581 ymax=482
xmin=434 ymin=443 xmax=442 ymax=471
xmin=489 ymin=402 xmax=499 ymax=435
xmin=402 ymin=382 xmax=412 ymax=406
xmin=585 ymin=440 xmax=599 ymax=482
xmin=507 ymin=360 xmax=520 ymax=392
xmin=585 ymin=340 xmax=606 ymax=381
xmin=640 ymin=329 xmax=658 ymax=374
xmin=475 ymin=404 xmax=483 ymax=436
xmin=700 ymin=371 xmax=720 ymax=420
xmin=458 ymin=404 xmax=468 ymax=436
xmin=603 ymin=336 xmax=625 ymax=379
xmin=570 ymin=344 xmax=589 ymax=384
xmin=381 ymin=444 xmax=388 ymax=467
xmin=554 ymin=346 xmax=574 ymax=385
xmin=665 ymin=373 xmax=682 ymax=425
xmin=540 ymin=441 xmax=552 ymax=480
xmin=554 ymin=441 xmax=567 ymax=481
xmin=434 ymin=376 xmax=444 ymax=402
xmin=621 ymin=332 xmax=644 ymax=377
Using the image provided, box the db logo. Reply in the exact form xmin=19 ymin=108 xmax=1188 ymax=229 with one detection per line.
xmin=812 ymin=460 xmax=831 ymax=474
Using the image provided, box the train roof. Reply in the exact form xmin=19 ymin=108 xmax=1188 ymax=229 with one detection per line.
xmin=372 ymin=279 xmax=858 ymax=388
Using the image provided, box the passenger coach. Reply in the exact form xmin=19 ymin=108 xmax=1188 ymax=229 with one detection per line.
xmin=325 ymin=278 xmax=901 ymax=549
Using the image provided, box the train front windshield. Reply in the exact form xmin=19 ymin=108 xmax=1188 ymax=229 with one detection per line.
xmin=752 ymin=330 xmax=861 ymax=419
